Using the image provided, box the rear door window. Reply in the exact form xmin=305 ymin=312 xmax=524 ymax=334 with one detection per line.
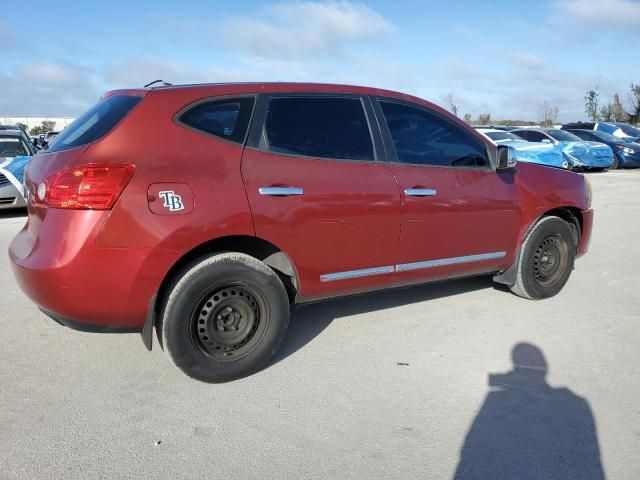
xmin=46 ymin=95 xmax=142 ymax=153
xmin=178 ymin=97 xmax=255 ymax=144
xmin=264 ymin=97 xmax=374 ymax=161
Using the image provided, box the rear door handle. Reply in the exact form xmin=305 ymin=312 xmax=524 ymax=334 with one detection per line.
xmin=404 ymin=188 xmax=437 ymax=197
xmin=258 ymin=187 xmax=304 ymax=196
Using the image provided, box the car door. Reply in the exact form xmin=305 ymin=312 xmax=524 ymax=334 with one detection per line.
xmin=241 ymin=93 xmax=401 ymax=301
xmin=372 ymin=97 xmax=521 ymax=286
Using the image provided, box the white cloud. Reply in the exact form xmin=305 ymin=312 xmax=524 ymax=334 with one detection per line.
xmin=221 ymin=1 xmax=393 ymax=59
xmin=556 ymin=0 xmax=640 ymax=27
xmin=0 ymin=62 xmax=98 ymax=116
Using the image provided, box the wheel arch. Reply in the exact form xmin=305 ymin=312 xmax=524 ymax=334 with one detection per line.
xmin=141 ymin=235 xmax=299 ymax=351
xmin=493 ymin=206 xmax=582 ymax=286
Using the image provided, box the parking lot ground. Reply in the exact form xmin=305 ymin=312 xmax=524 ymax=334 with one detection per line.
xmin=1 ymin=170 xmax=639 ymax=479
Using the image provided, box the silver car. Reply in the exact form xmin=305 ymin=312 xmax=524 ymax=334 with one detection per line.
xmin=0 ymin=129 xmax=33 ymax=210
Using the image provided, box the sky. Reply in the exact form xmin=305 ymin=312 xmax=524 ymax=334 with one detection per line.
xmin=1 ymin=0 xmax=639 ymax=121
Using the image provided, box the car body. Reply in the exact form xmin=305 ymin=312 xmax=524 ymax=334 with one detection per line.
xmin=567 ymin=129 xmax=640 ymax=169
xmin=562 ymin=122 xmax=640 ymax=143
xmin=473 ymin=125 xmax=518 ymax=131
xmin=477 ymin=128 xmax=568 ymax=169
xmin=0 ymin=130 xmax=34 ymax=209
xmin=511 ymin=128 xmax=614 ymax=170
xmin=10 ymin=82 xmax=594 ymax=382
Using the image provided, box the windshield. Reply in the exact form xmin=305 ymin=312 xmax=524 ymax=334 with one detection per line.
xmin=46 ymin=95 xmax=142 ymax=153
xmin=0 ymin=136 xmax=30 ymax=157
xmin=547 ymin=130 xmax=581 ymax=142
xmin=485 ymin=131 xmax=525 ymax=142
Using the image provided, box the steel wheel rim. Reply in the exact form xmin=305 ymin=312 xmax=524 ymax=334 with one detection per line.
xmin=191 ymin=283 xmax=268 ymax=362
xmin=532 ymin=234 xmax=568 ymax=287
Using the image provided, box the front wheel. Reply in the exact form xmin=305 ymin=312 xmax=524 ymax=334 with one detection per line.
xmin=610 ymin=155 xmax=620 ymax=170
xmin=510 ymin=216 xmax=576 ymax=300
xmin=160 ymin=253 xmax=290 ymax=383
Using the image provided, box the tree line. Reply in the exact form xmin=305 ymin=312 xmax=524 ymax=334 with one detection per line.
xmin=445 ymin=83 xmax=640 ymax=127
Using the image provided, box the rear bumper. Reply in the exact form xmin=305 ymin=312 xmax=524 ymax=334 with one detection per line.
xmin=9 ymin=210 xmax=155 ymax=330
xmin=577 ymin=208 xmax=594 ymax=258
xmin=40 ymin=308 xmax=140 ymax=333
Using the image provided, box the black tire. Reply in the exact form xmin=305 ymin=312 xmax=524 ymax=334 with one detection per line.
xmin=161 ymin=252 xmax=290 ymax=383
xmin=510 ymin=216 xmax=575 ymax=300
xmin=610 ymin=155 xmax=620 ymax=170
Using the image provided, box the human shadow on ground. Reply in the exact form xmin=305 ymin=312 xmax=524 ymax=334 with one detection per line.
xmin=453 ymin=343 xmax=605 ymax=480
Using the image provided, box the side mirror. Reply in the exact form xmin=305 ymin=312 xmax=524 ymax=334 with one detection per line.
xmin=541 ymin=138 xmax=551 ymax=144
xmin=497 ymin=145 xmax=517 ymax=170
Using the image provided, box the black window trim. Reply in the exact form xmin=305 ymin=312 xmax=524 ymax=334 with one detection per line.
xmin=372 ymin=96 xmax=495 ymax=171
xmin=245 ymin=92 xmax=386 ymax=164
xmin=173 ymin=94 xmax=257 ymax=147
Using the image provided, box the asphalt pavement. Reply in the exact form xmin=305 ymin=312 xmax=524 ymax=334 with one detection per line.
xmin=1 ymin=170 xmax=639 ymax=479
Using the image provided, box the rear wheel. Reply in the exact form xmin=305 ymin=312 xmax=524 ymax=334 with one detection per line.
xmin=510 ymin=216 xmax=575 ymax=300
xmin=161 ymin=253 xmax=290 ymax=383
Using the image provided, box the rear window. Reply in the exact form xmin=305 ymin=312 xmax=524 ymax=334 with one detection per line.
xmin=46 ymin=95 xmax=142 ymax=153
xmin=264 ymin=97 xmax=374 ymax=161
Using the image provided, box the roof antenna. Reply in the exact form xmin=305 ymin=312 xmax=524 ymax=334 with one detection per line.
xmin=144 ymin=80 xmax=173 ymax=88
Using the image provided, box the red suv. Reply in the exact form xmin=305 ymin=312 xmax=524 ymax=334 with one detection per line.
xmin=9 ymin=83 xmax=593 ymax=382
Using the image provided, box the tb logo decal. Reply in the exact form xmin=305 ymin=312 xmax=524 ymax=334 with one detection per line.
xmin=159 ymin=190 xmax=185 ymax=212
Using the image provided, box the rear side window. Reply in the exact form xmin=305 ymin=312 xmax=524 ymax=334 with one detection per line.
xmin=178 ymin=97 xmax=255 ymax=144
xmin=47 ymin=95 xmax=142 ymax=153
xmin=264 ymin=97 xmax=374 ymax=161
xmin=380 ymin=101 xmax=488 ymax=168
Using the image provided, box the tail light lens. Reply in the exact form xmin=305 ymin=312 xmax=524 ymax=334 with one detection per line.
xmin=41 ymin=164 xmax=135 ymax=210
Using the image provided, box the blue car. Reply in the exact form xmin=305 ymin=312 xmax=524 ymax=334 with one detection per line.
xmin=0 ymin=129 xmax=33 ymax=210
xmin=477 ymin=129 xmax=569 ymax=169
xmin=596 ymin=122 xmax=640 ymax=143
xmin=567 ymin=129 xmax=640 ymax=169
xmin=511 ymin=128 xmax=614 ymax=171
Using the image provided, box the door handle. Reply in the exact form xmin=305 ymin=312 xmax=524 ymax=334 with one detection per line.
xmin=258 ymin=187 xmax=304 ymax=196
xmin=404 ymin=188 xmax=437 ymax=197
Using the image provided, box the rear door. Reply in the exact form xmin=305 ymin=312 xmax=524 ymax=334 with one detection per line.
xmin=241 ymin=94 xmax=401 ymax=301
xmin=372 ymin=97 xmax=520 ymax=286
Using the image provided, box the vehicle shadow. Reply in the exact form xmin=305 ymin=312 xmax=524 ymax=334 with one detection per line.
xmin=273 ymin=275 xmax=494 ymax=364
xmin=0 ymin=208 xmax=27 ymax=219
xmin=453 ymin=343 xmax=605 ymax=480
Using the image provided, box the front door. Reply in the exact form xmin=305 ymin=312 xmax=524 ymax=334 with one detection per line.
xmin=241 ymin=94 xmax=401 ymax=300
xmin=373 ymin=98 xmax=521 ymax=286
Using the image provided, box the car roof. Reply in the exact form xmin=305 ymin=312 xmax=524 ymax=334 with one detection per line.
xmin=110 ymin=81 xmax=436 ymax=107
xmin=476 ymin=128 xmax=506 ymax=134
xmin=0 ymin=129 xmax=22 ymax=137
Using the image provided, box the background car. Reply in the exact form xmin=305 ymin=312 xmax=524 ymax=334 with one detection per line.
xmin=511 ymin=128 xmax=613 ymax=171
xmin=567 ymin=129 xmax=640 ymax=169
xmin=562 ymin=122 xmax=640 ymax=143
xmin=0 ymin=129 xmax=34 ymax=210
xmin=477 ymin=128 xmax=568 ymax=169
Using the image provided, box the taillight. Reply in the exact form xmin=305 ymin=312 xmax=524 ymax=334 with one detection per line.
xmin=40 ymin=164 xmax=135 ymax=210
